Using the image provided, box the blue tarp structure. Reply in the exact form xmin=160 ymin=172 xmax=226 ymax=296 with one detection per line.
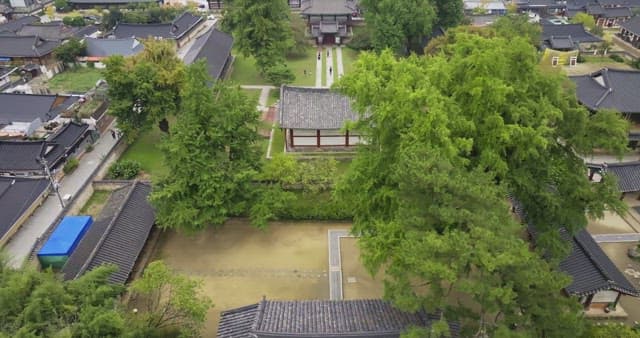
xmin=38 ymin=216 xmax=92 ymax=269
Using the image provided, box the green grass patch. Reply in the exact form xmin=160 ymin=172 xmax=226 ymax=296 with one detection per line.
xmin=332 ymin=48 xmax=338 ymax=85
xmin=336 ymin=160 xmax=351 ymax=175
xmin=241 ymin=89 xmax=262 ymax=106
xmin=47 ymin=67 xmax=103 ymax=93
xmin=267 ymin=89 xmax=280 ymax=107
xmin=272 ymin=126 xmax=285 ymax=155
xmin=321 ymin=50 xmax=326 ymax=87
xmin=230 ymin=54 xmax=269 ymax=85
xmin=121 ymin=127 xmax=168 ymax=178
xmin=78 ymin=190 xmax=110 ymax=218
xmin=341 ymin=47 xmax=360 ymax=75
xmin=287 ymin=47 xmax=318 ymax=87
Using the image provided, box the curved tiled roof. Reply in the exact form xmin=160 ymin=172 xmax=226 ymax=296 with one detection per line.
xmin=279 ymin=86 xmax=359 ymax=130
xmin=183 ymin=28 xmax=233 ymax=80
xmin=570 ymin=68 xmax=640 ymax=114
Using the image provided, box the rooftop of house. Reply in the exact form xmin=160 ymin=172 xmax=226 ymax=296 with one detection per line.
xmin=217 ymin=299 xmax=460 ymax=338
xmin=514 ymin=0 xmax=566 ymax=9
xmin=279 ymin=86 xmax=359 ymax=130
xmin=112 ymin=12 xmax=203 ymax=40
xmin=15 ymin=21 xmax=86 ymax=40
xmin=0 ymin=15 xmax=39 ymax=33
xmin=183 ymin=28 xmax=233 ymax=81
xmin=62 ymin=181 xmax=155 ymax=284
xmin=621 ymin=15 xmax=640 ymax=35
xmin=0 ymin=177 xmax=50 ymax=241
xmin=0 ymin=35 xmax=61 ymax=58
xmin=68 ymin=0 xmax=156 ymax=3
xmin=463 ymin=0 xmax=507 ymax=11
xmin=0 ymin=93 xmax=78 ymax=124
xmin=541 ymin=23 xmax=602 ymax=45
xmin=570 ymin=68 xmax=640 ymax=114
xmin=301 ymin=0 xmax=357 ymax=16
xmin=85 ymin=37 xmax=144 ymax=58
xmin=598 ymin=161 xmax=640 ymax=193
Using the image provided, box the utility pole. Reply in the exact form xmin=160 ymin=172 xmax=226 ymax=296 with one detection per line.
xmin=40 ymin=157 xmax=65 ymax=208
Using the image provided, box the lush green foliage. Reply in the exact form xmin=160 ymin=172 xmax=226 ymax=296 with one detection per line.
xmin=54 ymin=38 xmax=86 ymax=64
xmin=609 ymin=54 xmax=625 ymax=62
xmin=102 ymin=4 xmax=187 ymax=30
xmin=63 ymin=158 xmax=79 ymax=174
xmin=150 ymin=61 xmax=261 ymax=232
xmin=223 ymin=0 xmax=294 ymax=83
xmin=54 ymin=0 xmax=69 ymax=11
xmin=103 ymin=40 xmax=184 ymax=142
xmin=108 ymin=160 xmax=142 ymax=179
xmin=335 ymin=30 xmax=628 ymax=335
xmin=433 ymin=0 xmax=464 ymax=28
xmin=492 ymin=14 xmax=542 ymax=47
xmin=348 ymin=26 xmax=374 ymax=51
xmin=288 ymin=12 xmax=310 ymax=58
xmin=582 ymin=323 xmax=640 ymax=338
xmin=63 ymin=15 xmax=86 ymax=27
xmin=263 ymin=63 xmax=295 ymax=86
xmin=129 ymin=261 xmax=213 ymax=337
xmin=571 ymin=12 xmax=596 ymax=31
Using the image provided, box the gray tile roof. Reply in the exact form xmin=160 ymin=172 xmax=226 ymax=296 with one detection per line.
xmin=550 ymin=36 xmax=576 ymax=50
xmin=0 ymin=93 xmax=77 ymax=124
xmin=602 ymin=161 xmax=640 ymax=193
xmin=112 ymin=12 xmax=203 ymax=40
xmin=541 ymin=23 xmax=602 ymax=44
xmin=301 ymin=0 xmax=357 ymax=15
xmin=0 ymin=16 xmax=39 ymax=33
xmin=621 ymin=15 xmax=640 ymax=35
xmin=561 ymin=228 xmax=639 ymax=297
xmin=0 ymin=35 xmax=60 ymax=58
xmin=183 ymin=28 xmax=233 ymax=80
xmin=603 ymin=6 xmax=632 ymax=18
xmin=44 ymin=121 xmax=90 ymax=164
xmin=85 ymin=37 xmax=144 ymax=57
xmin=68 ymin=0 xmax=155 ymax=3
xmin=62 ymin=181 xmax=155 ymax=284
xmin=16 ymin=21 xmax=82 ymax=40
xmin=279 ymin=86 xmax=359 ymax=130
xmin=0 ymin=177 xmax=50 ymax=240
xmin=218 ymin=299 xmax=459 ymax=338
xmin=0 ymin=140 xmax=46 ymax=172
xmin=570 ymin=68 xmax=640 ymax=114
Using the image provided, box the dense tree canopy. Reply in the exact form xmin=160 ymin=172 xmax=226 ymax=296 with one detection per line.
xmin=335 ymin=30 xmax=628 ymax=335
xmin=433 ymin=0 xmax=464 ymax=28
xmin=150 ymin=61 xmax=261 ymax=232
xmin=103 ymin=40 xmax=184 ymax=141
xmin=54 ymin=38 xmax=86 ymax=64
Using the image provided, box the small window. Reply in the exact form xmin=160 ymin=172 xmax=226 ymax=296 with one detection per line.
xmin=551 ymin=56 xmax=559 ymax=67
xmin=569 ymin=56 xmax=577 ymax=67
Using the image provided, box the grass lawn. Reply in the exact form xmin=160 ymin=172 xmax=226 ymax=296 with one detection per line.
xmin=341 ymin=47 xmax=360 ymax=75
xmin=271 ymin=126 xmax=285 ymax=155
xmin=78 ymin=190 xmax=111 ymax=218
xmin=120 ymin=127 xmax=168 ymax=178
xmin=241 ymin=89 xmax=262 ymax=106
xmin=230 ymin=53 xmax=269 ymax=85
xmin=47 ymin=67 xmax=103 ymax=93
xmin=266 ymin=89 xmax=280 ymax=107
xmin=287 ymin=47 xmax=318 ymax=87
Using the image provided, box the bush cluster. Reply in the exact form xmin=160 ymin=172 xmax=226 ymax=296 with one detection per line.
xmin=107 ymin=160 xmax=141 ymax=179
xmin=609 ymin=54 xmax=624 ymax=63
xmin=63 ymin=158 xmax=79 ymax=174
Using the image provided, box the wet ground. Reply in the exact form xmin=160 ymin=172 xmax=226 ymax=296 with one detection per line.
xmin=154 ymin=220 xmax=358 ymax=336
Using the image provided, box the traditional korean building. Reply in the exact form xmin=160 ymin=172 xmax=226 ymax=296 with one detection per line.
xmin=620 ymin=15 xmax=640 ymax=49
xmin=182 ymin=28 xmax=234 ymax=81
xmin=300 ymin=0 xmax=358 ymax=45
xmin=112 ymin=12 xmax=204 ymax=48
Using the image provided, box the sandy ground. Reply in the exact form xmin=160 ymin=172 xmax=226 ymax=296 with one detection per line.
xmin=588 ymin=211 xmax=638 ymax=234
xmin=155 ymin=219 xmax=353 ymax=337
xmin=598 ymin=243 xmax=640 ymax=325
xmin=340 ymin=237 xmax=385 ymax=299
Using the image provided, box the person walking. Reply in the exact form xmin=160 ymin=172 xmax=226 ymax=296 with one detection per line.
xmin=110 ymin=129 xmax=116 ymax=139
xmin=304 ymin=69 xmax=307 ymax=76
xmin=329 ymin=67 xmax=332 ymax=76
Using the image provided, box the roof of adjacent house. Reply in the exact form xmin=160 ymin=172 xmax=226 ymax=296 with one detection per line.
xmin=112 ymin=12 xmax=203 ymax=40
xmin=570 ymin=68 xmax=640 ymax=113
xmin=218 ymin=299 xmax=460 ymax=338
xmin=85 ymin=37 xmax=144 ymax=57
xmin=600 ymin=161 xmax=640 ymax=192
xmin=44 ymin=121 xmax=90 ymax=163
xmin=549 ymin=35 xmax=576 ymax=49
xmin=602 ymin=6 xmax=632 ymax=18
xmin=621 ymin=15 xmax=640 ymax=35
xmin=183 ymin=28 xmax=233 ymax=80
xmin=0 ymin=93 xmax=78 ymax=124
xmin=541 ymin=24 xmax=602 ymax=44
xmin=0 ymin=35 xmax=61 ymax=58
xmin=514 ymin=0 xmax=566 ymax=9
xmin=68 ymin=0 xmax=155 ymax=3
xmin=301 ymin=0 xmax=357 ymax=15
xmin=62 ymin=181 xmax=155 ymax=284
xmin=279 ymin=86 xmax=359 ymax=130
xmin=16 ymin=21 xmax=83 ymax=40
xmin=561 ymin=228 xmax=639 ymax=297
xmin=0 ymin=177 xmax=50 ymax=240
xmin=464 ymin=0 xmax=507 ymax=11
xmin=0 ymin=15 xmax=39 ymax=33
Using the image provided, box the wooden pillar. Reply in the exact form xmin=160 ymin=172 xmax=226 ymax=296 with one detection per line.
xmin=316 ymin=130 xmax=321 ymax=147
xmin=613 ymin=292 xmax=622 ymax=310
xmin=588 ymin=169 xmax=595 ymax=181
xmin=289 ymin=129 xmax=294 ymax=148
xmin=621 ymin=192 xmax=626 ymax=200
xmin=345 ymin=130 xmax=349 ymax=147
xmin=584 ymin=294 xmax=594 ymax=310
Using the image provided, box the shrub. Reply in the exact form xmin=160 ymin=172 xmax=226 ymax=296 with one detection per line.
xmin=348 ymin=27 xmax=373 ymax=51
xmin=263 ymin=63 xmax=295 ymax=86
xmin=609 ymin=54 xmax=624 ymax=63
xmin=107 ymin=160 xmax=141 ymax=179
xmin=63 ymin=158 xmax=79 ymax=174
xmin=62 ymin=16 xmax=86 ymax=27
xmin=632 ymin=58 xmax=640 ymax=70
xmin=85 ymin=144 xmax=94 ymax=152
xmin=577 ymin=54 xmax=585 ymax=63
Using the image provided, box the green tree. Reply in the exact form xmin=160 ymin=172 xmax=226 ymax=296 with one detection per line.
xmin=263 ymin=62 xmax=295 ymax=86
xmin=150 ymin=61 xmax=261 ymax=231
xmin=54 ymin=0 xmax=68 ymax=11
xmin=433 ymin=0 xmax=463 ymax=28
xmin=223 ymin=0 xmax=293 ymax=80
xmin=335 ymin=32 xmax=627 ymax=335
xmin=572 ymin=12 xmax=597 ymax=31
xmin=63 ymin=15 xmax=86 ymax=26
xmin=288 ymin=11 xmax=310 ymax=57
xmin=103 ymin=39 xmax=184 ymax=141
xmin=54 ymin=38 xmax=86 ymax=64
xmin=359 ymin=0 xmax=436 ymax=55
xmin=102 ymin=7 xmax=123 ymax=31
xmin=492 ymin=14 xmax=542 ymax=47
xmin=582 ymin=323 xmax=640 ymax=338
xmin=129 ymin=261 xmax=213 ymax=337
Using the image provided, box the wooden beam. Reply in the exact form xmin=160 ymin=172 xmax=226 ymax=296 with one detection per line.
xmin=289 ymin=129 xmax=294 ymax=148
xmin=345 ymin=130 xmax=349 ymax=147
xmin=316 ymin=130 xmax=321 ymax=147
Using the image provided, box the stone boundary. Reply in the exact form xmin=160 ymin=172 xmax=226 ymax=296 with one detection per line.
xmin=328 ymin=229 xmax=354 ymax=300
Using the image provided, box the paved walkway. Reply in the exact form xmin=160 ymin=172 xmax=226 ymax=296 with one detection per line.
xmin=328 ymin=229 xmax=354 ymax=300
xmin=336 ymin=46 xmax=344 ymax=79
xmin=592 ymin=233 xmax=640 ymax=243
xmin=4 ymin=126 xmax=120 ymax=268
xmin=325 ymin=47 xmax=334 ymax=87
xmin=315 ymin=49 xmax=323 ymax=87
xmin=240 ymin=85 xmax=275 ymax=111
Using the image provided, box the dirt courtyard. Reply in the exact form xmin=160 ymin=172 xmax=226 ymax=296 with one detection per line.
xmin=340 ymin=237 xmax=385 ymax=299
xmin=154 ymin=219 xmax=355 ymax=336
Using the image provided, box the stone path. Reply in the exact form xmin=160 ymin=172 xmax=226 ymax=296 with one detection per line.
xmin=325 ymin=47 xmax=334 ymax=87
xmin=4 ymin=124 xmax=120 ymax=268
xmin=592 ymin=233 xmax=640 ymax=243
xmin=336 ymin=46 xmax=344 ymax=79
xmin=315 ymin=49 xmax=323 ymax=87
xmin=240 ymin=85 xmax=275 ymax=111
xmin=328 ymin=229 xmax=354 ymax=300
